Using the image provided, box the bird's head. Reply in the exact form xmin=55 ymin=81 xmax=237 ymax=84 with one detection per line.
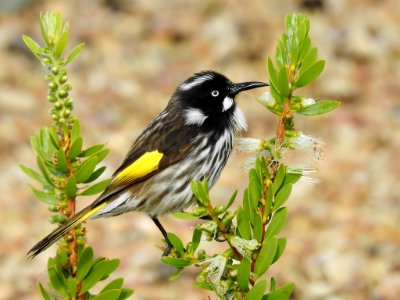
xmin=170 ymin=71 xmax=268 ymax=131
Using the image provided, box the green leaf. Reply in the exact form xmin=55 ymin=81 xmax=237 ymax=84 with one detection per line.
xmin=92 ymin=289 xmax=121 ymax=300
xmin=71 ymin=119 xmax=81 ymax=143
xmin=66 ymin=277 xmax=78 ymax=298
xmin=83 ymin=166 xmax=107 ymax=183
xmin=191 ymin=181 xmax=209 ymax=205
xmin=172 ymin=212 xmax=198 ymax=220
xmin=192 ymin=227 xmax=202 ymax=252
xmin=101 ymin=278 xmax=124 ymax=292
xmin=253 ymin=213 xmax=263 ymax=243
xmin=19 ymin=164 xmax=48 ymax=185
xmin=249 ymin=170 xmax=262 ymax=208
xmin=167 ymin=232 xmax=184 ymax=256
xmin=95 ymin=148 xmax=109 ymax=163
xmin=243 ymin=188 xmax=254 ymax=225
xmin=265 ymin=208 xmax=288 ymax=240
xmin=57 ymin=149 xmax=69 ymax=173
xmin=277 ymin=67 xmax=289 ymax=98
xmin=54 ymin=30 xmax=69 ymax=58
xmin=80 ymin=178 xmax=112 ymax=196
xmin=38 ymin=282 xmax=54 ymax=300
xmin=22 ymin=35 xmax=43 ymax=60
xmin=274 ymin=184 xmax=292 ymax=209
xmin=267 ymin=58 xmax=280 ymax=104
xmin=297 ymin=100 xmax=340 ymax=116
xmin=77 ymin=247 xmax=94 ymax=281
xmin=270 ymin=277 xmax=277 ymax=291
xmin=69 ymin=137 xmax=83 ymax=160
xmin=79 ymin=144 xmax=104 ymax=157
xmin=81 ymin=260 xmax=108 ymax=293
xmin=161 ymin=257 xmax=192 ymax=268
xmin=273 ymin=165 xmax=286 ymax=194
xmin=66 ymin=175 xmax=77 ymax=198
xmin=237 ymin=258 xmax=251 ymax=291
xmin=254 ymin=237 xmax=277 ymax=277
xmin=282 ymin=173 xmax=301 ymax=186
xmin=296 ymin=60 xmax=325 ymax=87
xmin=237 ymin=208 xmax=251 ymax=240
xmin=36 ymin=156 xmax=54 ymax=186
xmin=101 ymin=259 xmax=120 ymax=279
xmin=264 ymin=184 xmax=274 ymax=217
xmin=48 ymin=266 xmax=68 ymax=297
xmin=300 ymin=47 xmax=317 ymax=74
xmin=193 ymin=281 xmax=213 ymax=291
xmin=118 ymin=288 xmax=134 ymax=299
xmin=66 ymin=42 xmax=85 ymax=65
xmin=272 ymin=238 xmax=287 ymax=264
xmin=30 ymin=185 xmax=57 ymax=204
xmin=263 ymin=282 xmax=295 ymax=300
xmin=169 ymin=268 xmax=184 ymax=281
xmin=225 ymin=190 xmax=237 ymax=211
xmin=246 ymin=279 xmax=267 ymax=300
xmin=76 ymin=157 xmax=98 ymax=183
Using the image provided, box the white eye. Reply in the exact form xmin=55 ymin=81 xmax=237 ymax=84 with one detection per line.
xmin=211 ymin=90 xmax=219 ymax=97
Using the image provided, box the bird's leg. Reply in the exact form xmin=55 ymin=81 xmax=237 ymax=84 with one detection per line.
xmin=151 ymin=216 xmax=173 ymax=256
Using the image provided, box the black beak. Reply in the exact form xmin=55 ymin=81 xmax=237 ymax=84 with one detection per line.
xmin=230 ymin=81 xmax=269 ymax=96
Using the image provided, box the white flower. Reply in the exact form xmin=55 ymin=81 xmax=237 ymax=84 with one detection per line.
xmin=288 ymin=163 xmax=320 ymax=184
xmin=302 ymin=97 xmax=316 ymax=106
xmin=198 ymin=255 xmax=228 ymax=284
xmin=257 ymin=92 xmax=275 ymax=107
xmin=236 ymin=137 xmax=263 ymax=153
xmin=230 ymin=237 xmax=259 ymax=260
xmin=289 ymin=132 xmax=325 ymax=159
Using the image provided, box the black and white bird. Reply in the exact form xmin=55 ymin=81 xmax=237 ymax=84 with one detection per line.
xmin=28 ymin=70 xmax=268 ymax=258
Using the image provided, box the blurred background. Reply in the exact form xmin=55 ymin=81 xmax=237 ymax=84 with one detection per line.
xmin=0 ymin=0 xmax=399 ymax=299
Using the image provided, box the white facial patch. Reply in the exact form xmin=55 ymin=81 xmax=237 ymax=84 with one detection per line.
xmin=183 ymin=108 xmax=208 ymax=126
xmin=222 ymin=96 xmax=234 ymax=112
xmin=232 ymin=107 xmax=247 ymax=131
xmin=180 ymin=74 xmax=214 ymax=91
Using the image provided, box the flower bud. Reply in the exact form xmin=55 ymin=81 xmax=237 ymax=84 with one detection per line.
xmin=49 ymin=215 xmax=59 ymax=223
xmin=213 ymin=205 xmax=225 ymax=215
xmin=58 ymin=118 xmax=66 ymax=125
xmin=64 ymin=234 xmax=74 ymax=242
xmin=59 ymin=75 xmax=68 ymax=84
xmin=51 ymin=67 xmax=59 ymax=75
xmin=197 ymin=249 xmax=206 ymax=260
xmin=43 ymin=58 xmax=51 ymax=64
xmin=63 ymin=84 xmax=72 ymax=91
xmin=47 ymin=94 xmax=57 ymax=103
xmin=63 ymin=109 xmax=71 ymax=118
xmin=55 ymin=101 xmax=63 ymax=110
xmin=48 ymin=205 xmax=58 ymax=212
xmin=48 ymin=81 xmax=58 ymax=90
xmin=58 ymin=89 xmax=68 ymax=98
xmin=58 ymin=215 xmax=67 ymax=224
xmin=192 ymin=206 xmax=207 ymax=216
xmin=221 ymin=211 xmax=234 ymax=225
xmin=51 ymin=114 xmax=59 ymax=121
xmin=45 ymin=74 xmax=54 ymax=81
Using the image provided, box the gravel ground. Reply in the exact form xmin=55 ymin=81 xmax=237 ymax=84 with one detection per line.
xmin=0 ymin=0 xmax=399 ymax=299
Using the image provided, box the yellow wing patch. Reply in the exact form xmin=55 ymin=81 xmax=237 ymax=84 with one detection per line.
xmin=114 ymin=150 xmax=164 ymax=186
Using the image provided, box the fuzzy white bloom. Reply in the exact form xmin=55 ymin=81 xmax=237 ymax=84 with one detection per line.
xmin=302 ymin=97 xmax=316 ymax=106
xmin=230 ymin=237 xmax=259 ymax=260
xmin=289 ymin=132 xmax=325 ymax=159
xmin=257 ymin=92 xmax=275 ymax=107
xmin=288 ymin=164 xmax=320 ymax=184
xmin=236 ymin=137 xmax=263 ymax=153
xmin=198 ymin=255 xmax=228 ymax=284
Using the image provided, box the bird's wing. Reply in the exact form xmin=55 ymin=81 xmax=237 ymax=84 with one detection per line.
xmin=93 ymin=111 xmax=197 ymax=205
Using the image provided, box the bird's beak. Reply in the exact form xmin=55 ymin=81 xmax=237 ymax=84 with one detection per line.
xmin=230 ymin=81 xmax=269 ymax=96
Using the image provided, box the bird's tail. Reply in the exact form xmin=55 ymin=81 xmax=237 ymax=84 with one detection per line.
xmin=28 ymin=202 xmax=107 ymax=259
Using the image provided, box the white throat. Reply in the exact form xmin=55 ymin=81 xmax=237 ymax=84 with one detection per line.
xmin=222 ymin=96 xmax=234 ymax=112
